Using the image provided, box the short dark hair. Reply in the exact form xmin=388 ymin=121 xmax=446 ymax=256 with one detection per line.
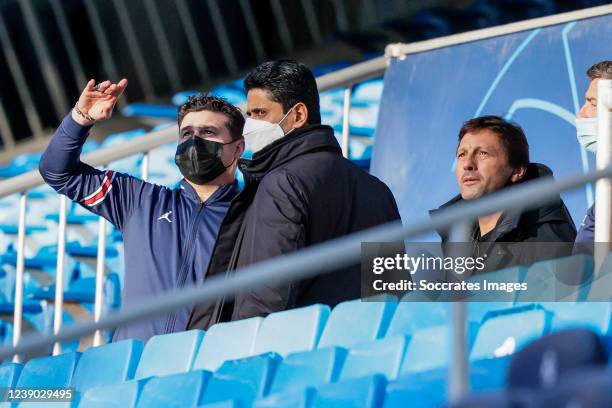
xmin=178 ymin=95 xmax=245 ymax=141
xmin=244 ymin=59 xmax=321 ymax=125
xmin=458 ymin=115 xmax=529 ymax=169
xmin=587 ymin=60 xmax=612 ymax=80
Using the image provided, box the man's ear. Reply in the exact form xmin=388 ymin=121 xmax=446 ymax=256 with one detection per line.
xmin=292 ymin=102 xmax=309 ymax=129
xmin=510 ymin=166 xmax=527 ymax=183
xmin=235 ymin=139 xmax=245 ymax=159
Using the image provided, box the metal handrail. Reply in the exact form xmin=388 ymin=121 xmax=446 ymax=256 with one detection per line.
xmin=1 ymin=163 xmax=611 ymax=360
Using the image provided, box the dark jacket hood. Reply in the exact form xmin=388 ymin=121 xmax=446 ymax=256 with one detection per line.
xmin=430 ymin=163 xmax=574 ymax=241
xmin=238 ymin=124 xmax=342 ymax=178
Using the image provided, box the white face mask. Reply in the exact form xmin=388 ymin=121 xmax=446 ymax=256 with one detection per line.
xmin=243 ymin=108 xmax=294 ymax=154
xmin=576 ymin=117 xmax=598 ymax=154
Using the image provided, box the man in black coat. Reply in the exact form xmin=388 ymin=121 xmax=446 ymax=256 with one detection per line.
xmin=431 ymin=116 xmax=576 ymax=274
xmin=188 ymin=59 xmax=401 ymax=329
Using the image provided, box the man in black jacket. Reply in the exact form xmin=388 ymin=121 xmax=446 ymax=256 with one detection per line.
xmin=431 ymin=116 xmax=576 ymax=274
xmin=188 ymin=59 xmax=401 ymax=329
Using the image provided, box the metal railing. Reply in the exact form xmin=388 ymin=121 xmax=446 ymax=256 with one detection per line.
xmin=0 ymin=4 xmax=609 ymax=403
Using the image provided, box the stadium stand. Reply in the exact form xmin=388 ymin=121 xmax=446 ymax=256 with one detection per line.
xmin=0 ymin=1 xmax=610 ymax=407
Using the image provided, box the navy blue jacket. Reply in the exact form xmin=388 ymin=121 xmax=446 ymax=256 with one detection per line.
xmin=574 ymin=204 xmax=594 ymax=254
xmin=39 ymin=114 xmax=238 ymax=342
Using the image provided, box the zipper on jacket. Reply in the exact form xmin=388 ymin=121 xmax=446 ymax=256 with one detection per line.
xmin=164 ymin=201 xmax=205 ymax=333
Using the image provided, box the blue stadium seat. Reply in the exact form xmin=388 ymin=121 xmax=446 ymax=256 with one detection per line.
xmin=312 ymin=374 xmax=386 ymax=408
xmin=544 ymin=302 xmax=611 ymax=335
xmin=253 ymin=304 xmax=330 ymax=356
xmin=16 ymin=351 xmax=80 ymax=387
xmin=385 ymin=300 xmax=450 ymax=337
xmin=317 ymin=297 xmax=397 ymax=349
xmin=137 ymin=370 xmax=209 ymax=408
xmin=384 ymin=357 xmax=510 ymax=408
xmin=340 ymin=336 xmax=408 ymax=381
xmin=269 ymin=347 xmax=346 ymax=394
xmin=78 ymin=380 xmax=143 ymax=408
xmin=134 ymin=330 xmax=204 ymax=379
xmin=121 ymin=103 xmax=179 ymax=119
xmin=470 ymin=306 xmax=552 ymax=360
xmin=192 ymin=317 xmax=263 ymax=371
xmin=172 ymin=91 xmax=198 ymax=106
xmin=198 ymin=401 xmax=244 ymax=408
xmin=253 ymin=388 xmax=314 ymax=408
xmin=71 ymin=339 xmax=143 ymax=391
xmin=200 ymin=353 xmax=282 ymax=405
xmin=400 ymin=325 xmax=455 ymax=374
xmin=0 ymin=362 xmax=22 ymax=387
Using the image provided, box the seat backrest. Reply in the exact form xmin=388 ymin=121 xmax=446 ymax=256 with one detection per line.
xmin=72 ymin=339 xmax=143 ymax=391
xmin=269 ymin=347 xmax=346 ymax=394
xmin=340 ymin=336 xmax=408 ymax=381
xmin=312 ymin=374 xmax=387 ymax=408
xmin=137 ymin=370 xmax=209 ymax=408
xmin=253 ymin=304 xmax=330 ymax=356
xmin=318 ymin=298 xmax=397 ymax=349
xmin=0 ymin=363 xmax=22 ymax=388
xmin=17 ymin=352 xmax=80 ymax=388
xmin=544 ymin=302 xmax=612 ymax=335
xmin=192 ymin=317 xmax=262 ymax=372
xmin=78 ymin=380 xmax=142 ymax=408
xmin=134 ymin=330 xmax=204 ymax=379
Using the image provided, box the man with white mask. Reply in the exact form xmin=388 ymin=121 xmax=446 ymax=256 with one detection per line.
xmin=187 ymin=59 xmax=401 ymax=329
xmin=574 ymin=60 xmax=612 ymax=253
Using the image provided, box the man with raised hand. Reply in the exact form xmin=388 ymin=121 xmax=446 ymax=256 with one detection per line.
xmin=188 ymin=59 xmax=401 ymax=330
xmin=39 ymin=79 xmax=244 ymax=341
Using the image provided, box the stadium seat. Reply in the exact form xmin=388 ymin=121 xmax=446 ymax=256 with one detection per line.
xmin=544 ymin=302 xmax=611 ymax=335
xmin=385 ymin=357 xmax=510 ymax=408
xmin=317 ymin=297 xmax=397 ymax=349
xmin=134 ymin=329 xmax=204 ymax=379
xmin=192 ymin=317 xmax=263 ymax=372
xmin=312 ymin=374 xmax=387 ymax=408
xmin=507 ymin=328 xmax=608 ymax=390
xmin=200 ymin=353 xmax=281 ymax=405
xmin=269 ymin=347 xmax=346 ymax=394
xmin=253 ymin=304 xmax=330 ymax=356
xmin=137 ymin=370 xmax=209 ymax=408
xmin=121 ymin=103 xmax=179 ymax=119
xmin=78 ymin=380 xmax=143 ymax=408
xmin=340 ymin=336 xmax=408 ymax=381
xmin=0 ymin=362 xmax=22 ymax=387
xmin=253 ymin=388 xmax=314 ymax=408
xmin=470 ymin=306 xmax=552 ymax=360
xmin=71 ymin=339 xmax=143 ymax=391
xmin=16 ymin=351 xmax=80 ymax=387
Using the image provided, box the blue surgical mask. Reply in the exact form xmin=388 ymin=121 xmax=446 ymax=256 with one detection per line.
xmin=576 ymin=117 xmax=598 ymax=153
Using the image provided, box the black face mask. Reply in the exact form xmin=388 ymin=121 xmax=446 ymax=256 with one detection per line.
xmin=175 ymin=137 xmax=235 ymax=185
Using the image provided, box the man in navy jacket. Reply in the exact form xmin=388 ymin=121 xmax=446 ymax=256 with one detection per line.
xmin=39 ymin=79 xmax=244 ymax=342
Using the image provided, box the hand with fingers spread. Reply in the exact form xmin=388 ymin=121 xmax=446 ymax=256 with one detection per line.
xmin=72 ymin=78 xmax=128 ymax=126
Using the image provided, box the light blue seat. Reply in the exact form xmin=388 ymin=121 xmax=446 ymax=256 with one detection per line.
xmin=0 ymin=362 xmax=22 ymax=387
xmin=192 ymin=317 xmax=262 ymax=371
xmin=312 ymin=374 xmax=386 ymax=408
xmin=384 ymin=357 xmax=509 ymax=408
xmin=134 ymin=330 xmax=204 ymax=379
xmin=254 ymin=304 xmax=330 ymax=356
xmin=269 ymin=347 xmax=346 ymax=394
xmin=137 ymin=370 xmax=209 ymax=408
xmin=253 ymin=388 xmax=314 ymax=408
xmin=317 ymin=297 xmax=397 ymax=349
xmin=400 ymin=325 xmax=451 ymax=374
xmin=520 ymin=255 xmax=594 ymax=302
xmin=17 ymin=351 xmax=80 ymax=387
xmin=544 ymin=301 xmax=612 ymax=335
xmin=470 ymin=307 xmax=552 ymax=360
xmin=121 ymin=103 xmax=179 ymax=119
xmin=78 ymin=380 xmax=142 ymax=408
xmin=197 ymin=401 xmax=243 ymax=408
xmin=72 ymin=339 xmax=143 ymax=392
xmin=200 ymin=353 xmax=282 ymax=405
xmin=385 ymin=300 xmax=450 ymax=337
xmin=340 ymin=336 xmax=408 ymax=381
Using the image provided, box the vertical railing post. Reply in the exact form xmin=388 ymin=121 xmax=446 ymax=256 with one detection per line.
xmin=141 ymin=152 xmax=150 ymax=182
xmin=595 ymin=79 xmax=612 ymax=273
xmin=12 ymin=193 xmax=27 ymax=362
xmin=52 ymin=195 xmax=68 ymax=355
xmin=447 ymin=221 xmax=471 ymax=404
xmin=341 ymin=87 xmax=352 ymax=158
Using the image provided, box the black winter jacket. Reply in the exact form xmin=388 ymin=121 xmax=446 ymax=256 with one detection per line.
xmin=188 ymin=124 xmax=401 ymax=329
xmin=430 ymin=163 xmax=577 ymax=274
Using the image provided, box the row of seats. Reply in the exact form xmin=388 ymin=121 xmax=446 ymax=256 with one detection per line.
xmin=1 ymin=293 xmax=610 ymax=406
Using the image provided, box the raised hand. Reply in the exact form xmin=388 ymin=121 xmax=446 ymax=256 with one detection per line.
xmin=72 ymin=78 xmax=128 ymax=126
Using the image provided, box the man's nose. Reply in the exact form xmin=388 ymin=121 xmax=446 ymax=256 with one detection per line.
xmin=462 ymin=155 xmax=476 ymax=170
xmin=577 ymin=103 xmax=590 ymax=119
